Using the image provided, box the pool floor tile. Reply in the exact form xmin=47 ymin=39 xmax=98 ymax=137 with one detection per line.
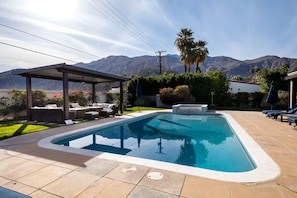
xmin=105 ymin=163 xmax=149 ymax=184
xmin=41 ymin=170 xmax=100 ymax=197
xmin=138 ymin=168 xmax=185 ymax=195
xmin=17 ymin=165 xmax=73 ymax=189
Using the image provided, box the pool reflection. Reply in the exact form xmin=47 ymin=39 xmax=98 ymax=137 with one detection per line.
xmin=55 ymin=113 xmax=255 ymax=172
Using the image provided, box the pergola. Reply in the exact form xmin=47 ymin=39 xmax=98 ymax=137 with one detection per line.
xmin=14 ymin=63 xmax=129 ymax=121
xmin=285 ymin=71 xmax=297 ymax=108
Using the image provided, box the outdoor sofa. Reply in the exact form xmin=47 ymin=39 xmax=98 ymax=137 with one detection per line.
xmin=31 ymin=103 xmax=118 ymax=123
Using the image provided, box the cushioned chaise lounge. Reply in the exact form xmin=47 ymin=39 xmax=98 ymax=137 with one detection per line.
xmin=262 ymin=109 xmax=283 ymax=114
xmin=267 ymin=106 xmax=297 ymax=121
xmin=288 ymin=116 xmax=297 ymax=126
xmin=263 ymin=103 xmax=297 ymax=115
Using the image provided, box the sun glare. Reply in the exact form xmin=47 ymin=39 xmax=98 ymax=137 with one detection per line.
xmin=27 ymin=0 xmax=77 ymax=20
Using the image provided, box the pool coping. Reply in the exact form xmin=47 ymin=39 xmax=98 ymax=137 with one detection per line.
xmin=38 ymin=110 xmax=280 ymax=183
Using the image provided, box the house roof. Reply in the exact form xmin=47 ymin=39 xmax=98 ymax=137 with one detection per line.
xmin=13 ymin=63 xmax=129 ymax=83
xmin=285 ymin=71 xmax=297 ymax=80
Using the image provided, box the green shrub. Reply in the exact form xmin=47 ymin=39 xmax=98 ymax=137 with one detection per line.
xmin=159 ymin=85 xmax=190 ymax=105
xmin=32 ymin=90 xmax=47 ymax=106
xmin=159 ymin=87 xmax=177 ymax=105
xmin=174 ymin=85 xmax=190 ymax=101
xmin=69 ymin=90 xmax=89 ymax=106
xmin=47 ymin=93 xmax=63 ymax=106
xmin=127 ymin=71 xmax=230 ymax=106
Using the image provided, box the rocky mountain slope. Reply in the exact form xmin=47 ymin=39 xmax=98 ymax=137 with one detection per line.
xmin=1 ymin=55 xmax=297 ymax=90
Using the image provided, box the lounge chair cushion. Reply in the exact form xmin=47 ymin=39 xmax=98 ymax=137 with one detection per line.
xmin=70 ymin=103 xmax=81 ymax=108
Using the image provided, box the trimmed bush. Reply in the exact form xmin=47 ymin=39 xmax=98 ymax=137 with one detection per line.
xmin=159 ymin=87 xmax=177 ymax=105
xmin=174 ymin=85 xmax=190 ymax=102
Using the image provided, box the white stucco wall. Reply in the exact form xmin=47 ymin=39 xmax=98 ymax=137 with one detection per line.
xmin=229 ymin=81 xmax=260 ymax=93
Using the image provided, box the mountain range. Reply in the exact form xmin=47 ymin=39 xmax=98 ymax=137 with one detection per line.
xmin=1 ymin=55 xmax=297 ymax=90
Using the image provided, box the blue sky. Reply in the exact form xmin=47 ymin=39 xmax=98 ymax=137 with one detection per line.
xmin=0 ymin=0 xmax=297 ymax=72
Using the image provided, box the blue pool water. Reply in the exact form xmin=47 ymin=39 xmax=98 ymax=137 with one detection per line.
xmin=53 ymin=113 xmax=256 ymax=172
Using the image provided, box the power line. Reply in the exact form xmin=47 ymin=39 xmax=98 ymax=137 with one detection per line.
xmin=86 ymin=0 xmax=163 ymax=51
xmin=105 ymin=0 xmax=163 ymax=50
xmin=0 ymin=23 xmax=101 ymax=59
xmin=0 ymin=41 xmax=78 ymax=63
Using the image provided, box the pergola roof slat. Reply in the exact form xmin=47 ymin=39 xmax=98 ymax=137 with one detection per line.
xmin=14 ymin=63 xmax=129 ymax=83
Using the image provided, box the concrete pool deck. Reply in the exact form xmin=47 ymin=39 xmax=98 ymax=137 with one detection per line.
xmin=0 ymin=111 xmax=296 ymax=197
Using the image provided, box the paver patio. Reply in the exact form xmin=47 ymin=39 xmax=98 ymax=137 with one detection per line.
xmin=0 ymin=111 xmax=296 ymax=197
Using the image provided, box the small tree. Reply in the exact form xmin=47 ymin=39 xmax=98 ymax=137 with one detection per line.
xmin=69 ymin=90 xmax=89 ymax=106
xmin=32 ymin=90 xmax=47 ymax=106
xmin=47 ymin=93 xmax=63 ymax=106
xmin=10 ymin=89 xmax=26 ymax=117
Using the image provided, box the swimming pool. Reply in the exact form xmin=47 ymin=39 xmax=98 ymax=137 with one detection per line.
xmin=39 ymin=110 xmax=280 ymax=182
xmin=53 ymin=113 xmax=255 ymax=172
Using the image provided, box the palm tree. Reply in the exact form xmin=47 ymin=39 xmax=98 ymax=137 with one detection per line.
xmin=174 ymin=28 xmax=195 ymax=73
xmin=194 ymin=40 xmax=208 ymax=73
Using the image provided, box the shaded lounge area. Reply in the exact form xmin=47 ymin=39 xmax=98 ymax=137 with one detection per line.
xmin=14 ymin=63 xmax=129 ymax=123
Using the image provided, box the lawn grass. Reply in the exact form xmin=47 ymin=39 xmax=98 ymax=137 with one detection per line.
xmin=123 ymin=106 xmax=166 ymax=114
xmin=0 ymin=121 xmax=58 ymax=140
xmin=0 ymin=106 xmax=166 ymax=140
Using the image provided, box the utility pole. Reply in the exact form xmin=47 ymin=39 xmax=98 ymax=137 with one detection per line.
xmin=156 ymin=50 xmax=166 ymax=74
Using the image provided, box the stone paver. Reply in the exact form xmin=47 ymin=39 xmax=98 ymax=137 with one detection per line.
xmin=228 ymin=182 xmax=283 ymax=198
xmin=17 ymin=165 xmax=72 ymax=189
xmin=76 ymin=177 xmax=113 ymax=198
xmin=41 ymin=171 xmax=100 ymax=197
xmin=128 ymin=185 xmax=178 ymax=198
xmin=2 ymin=181 xmax=37 ymax=196
xmin=0 ymin=112 xmax=297 ymax=197
xmin=30 ymin=190 xmax=62 ymax=198
xmin=138 ymin=168 xmax=185 ymax=195
xmin=181 ymin=175 xmax=230 ymax=198
xmin=94 ymin=180 xmax=135 ymax=198
xmin=0 ymin=160 xmax=47 ymax=180
xmin=105 ymin=163 xmax=149 ymax=184
xmin=76 ymin=157 xmax=120 ymax=177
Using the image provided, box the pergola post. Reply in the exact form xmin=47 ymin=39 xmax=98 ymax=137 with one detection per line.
xmin=92 ymin=83 xmax=96 ymax=103
xmin=26 ymin=77 xmax=32 ymax=121
xmin=63 ymin=72 xmax=69 ymax=120
xmin=15 ymin=64 xmax=129 ymax=123
xmin=290 ymin=80 xmax=296 ymax=108
xmin=120 ymin=81 xmax=124 ymax=115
